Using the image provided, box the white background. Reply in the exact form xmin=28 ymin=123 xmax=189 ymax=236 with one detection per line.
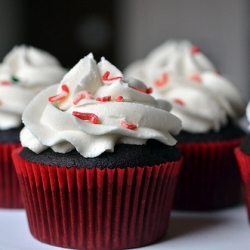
xmin=1 ymin=203 xmax=250 ymax=250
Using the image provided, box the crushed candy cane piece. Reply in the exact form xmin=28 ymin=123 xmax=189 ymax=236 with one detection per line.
xmin=61 ymin=84 xmax=69 ymax=93
xmin=173 ymin=98 xmax=185 ymax=106
xmin=115 ymin=96 xmax=123 ymax=102
xmin=1 ymin=80 xmax=12 ymax=86
xmin=146 ymin=87 xmax=153 ymax=94
xmin=72 ymin=111 xmax=99 ymax=124
xmin=96 ymin=96 xmax=111 ymax=102
xmin=154 ymin=72 xmax=168 ymax=88
xmin=48 ymin=84 xmax=69 ymax=102
xmin=102 ymin=71 xmax=122 ymax=82
xmin=120 ymin=120 xmax=137 ymax=130
xmin=73 ymin=91 xmax=92 ymax=105
xmin=190 ymin=74 xmax=201 ymax=83
xmin=130 ymin=86 xmax=153 ymax=94
xmin=191 ymin=46 xmax=200 ymax=54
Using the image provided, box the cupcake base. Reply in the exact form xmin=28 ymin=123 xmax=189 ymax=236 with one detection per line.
xmin=235 ymin=147 xmax=250 ymax=222
xmin=173 ymin=138 xmax=242 ymax=210
xmin=13 ymin=147 xmax=182 ymax=250
xmin=0 ymin=142 xmax=23 ymax=208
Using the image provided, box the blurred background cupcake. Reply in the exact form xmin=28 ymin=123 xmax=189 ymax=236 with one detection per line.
xmin=12 ymin=54 xmax=182 ymax=249
xmin=0 ymin=45 xmax=66 ymax=208
xmin=124 ymin=40 xmax=246 ymax=210
xmin=235 ymin=102 xmax=250 ymax=222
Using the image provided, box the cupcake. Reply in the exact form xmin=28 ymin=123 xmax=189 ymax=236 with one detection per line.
xmin=124 ymin=40 xmax=246 ymax=210
xmin=0 ymin=45 xmax=66 ymax=208
xmin=235 ymin=102 xmax=250 ymax=221
xmin=12 ymin=53 xmax=183 ymax=249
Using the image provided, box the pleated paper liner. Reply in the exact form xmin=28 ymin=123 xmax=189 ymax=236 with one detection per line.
xmin=0 ymin=142 xmax=23 ymax=208
xmin=235 ymin=147 xmax=250 ymax=222
xmin=12 ymin=148 xmax=182 ymax=250
xmin=173 ymin=138 xmax=242 ymax=211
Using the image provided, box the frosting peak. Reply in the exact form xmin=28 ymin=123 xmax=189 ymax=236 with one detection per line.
xmin=21 ymin=54 xmax=182 ymax=158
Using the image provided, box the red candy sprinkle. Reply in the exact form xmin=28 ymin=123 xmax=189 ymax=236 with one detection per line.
xmin=146 ymin=87 xmax=153 ymax=94
xmin=115 ymin=96 xmax=123 ymax=102
xmin=48 ymin=92 xmax=67 ymax=102
xmin=130 ymin=86 xmax=153 ymax=94
xmin=96 ymin=96 xmax=111 ymax=102
xmin=173 ymin=98 xmax=185 ymax=106
xmin=120 ymin=120 xmax=137 ymax=130
xmin=102 ymin=71 xmax=122 ymax=82
xmin=73 ymin=91 xmax=92 ymax=105
xmin=191 ymin=46 xmax=200 ymax=54
xmin=154 ymin=72 xmax=168 ymax=88
xmin=72 ymin=111 xmax=99 ymax=124
xmin=48 ymin=84 xmax=69 ymax=102
xmin=1 ymin=80 xmax=12 ymax=86
xmin=61 ymin=84 xmax=69 ymax=93
xmin=190 ymin=74 xmax=202 ymax=83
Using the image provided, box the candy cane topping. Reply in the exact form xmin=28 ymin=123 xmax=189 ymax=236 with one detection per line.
xmin=1 ymin=80 xmax=12 ymax=86
xmin=73 ymin=91 xmax=92 ymax=105
xmin=96 ymin=96 xmax=111 ymax=102
xmin=61 ymin=84 xmax=69 ymax=93
xmin=102 ymin=71 xmax=122 ymax=82
xmin=120 ymin=120 xmax=137 ymax=130
xmin=72 ymin=111 xmax=99 ymax=124
xmin=146 ymin=87 xmax=153 ymax=94
xmin=96 ymin=95 xmax=111 ymax=102
xmin=130 ymin=86 xmax=153 ymax=94
xmin=48 ymin=84 xmax=69 ymax=102
xmin=173 ymin=98 xmax=185 ymax=106
xmin=191 ymin=46 xmax=200 ymax=54
xmin=190 ymin=74 xmax=201 ymax=83
xmin=115 ymin=96 xmax=123 ymax=102
xmin=154 ymin=72 xmax=168 ymax=88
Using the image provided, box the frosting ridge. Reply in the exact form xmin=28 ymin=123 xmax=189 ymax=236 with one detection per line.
xmin=21 ymin=54 xmax=182 ymax=157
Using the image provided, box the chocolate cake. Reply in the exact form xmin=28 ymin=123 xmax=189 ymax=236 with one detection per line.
xmin=175 ymin=122 xmax=245 ymax=143
xmin=20 ymin=139 xmax=181 ymax=169
xmin=0 ymin=126 xmax=23 ymax=143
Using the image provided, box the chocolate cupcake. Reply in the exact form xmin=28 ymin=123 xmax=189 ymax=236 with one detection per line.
xmin=0 ymin=45 xmax=66 ymax=208
xmin=124 ymin=40 xmax=246 ymax=210
xmin=12 ymin=54 xmax=182 ymax=249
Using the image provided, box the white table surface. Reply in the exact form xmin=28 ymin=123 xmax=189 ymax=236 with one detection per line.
xmin=1 ymin=202 xmax=250 ymax=250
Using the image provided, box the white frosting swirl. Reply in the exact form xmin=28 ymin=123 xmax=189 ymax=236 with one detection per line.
xmin=21 ymin=53 xmax=182 ymax=158
xmin=124 ymin=40 xmax=245 ymax=133
xmin=245 ymin=102 xmax=250 ymax=130
xmin=0 ymin=45 xmax=67 ymax=129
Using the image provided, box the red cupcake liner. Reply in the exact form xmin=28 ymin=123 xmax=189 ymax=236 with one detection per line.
xmin=235 ymin=147 xmax=250 ymax=222
xmin=12 ymin=148 xmax=182 ymax=250
xmin=0 ymin=142 xmax=23 ymax=208
xmin=173 ymin=138 xmax=242 ymax=210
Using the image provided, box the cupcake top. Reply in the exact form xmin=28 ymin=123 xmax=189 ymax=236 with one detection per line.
xmin=124 ymin=40 xmax=245 ymax=133
xmin=0 ymin=45 xmax=67 ymax=130
xmin=20 ymin=53 xmax=182 ymax=158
